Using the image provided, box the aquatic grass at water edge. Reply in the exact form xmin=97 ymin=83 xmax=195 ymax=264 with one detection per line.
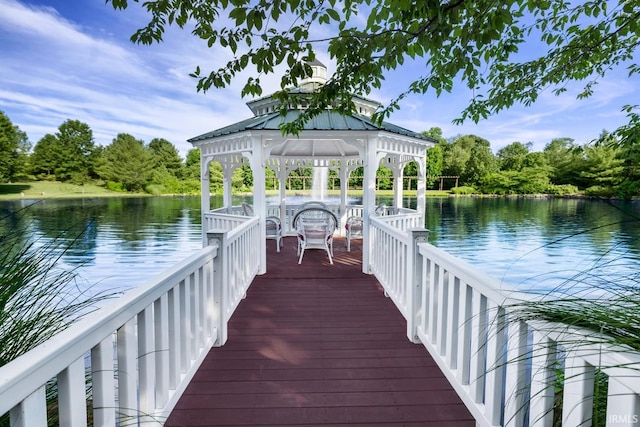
xmin=0 ymin=207 xmax=119 ymax=424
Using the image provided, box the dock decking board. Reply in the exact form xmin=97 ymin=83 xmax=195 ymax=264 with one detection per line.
xmin=166 ymin=237 xmax=474 ymax=426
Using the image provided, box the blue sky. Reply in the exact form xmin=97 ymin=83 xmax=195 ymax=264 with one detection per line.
xmin=1 ymin=0 xmax=638 ymax=156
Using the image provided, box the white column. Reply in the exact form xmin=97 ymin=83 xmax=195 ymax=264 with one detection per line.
xmin=278 ymin=161 xmax=287 ymax=230
xmin=222 ymin=159 xmax=233 ymax=211
xmin=200 ymin=158 xmax=211 ymax=247
xmin=339 ymin=163 xmax=348 ymax=235
xmin=362 ymin=136 xmax=378 ymax=274
xmin=391 ymin=160 xmax=403 ymax=211
xmin=248 ymin=136 xmax=267 ymax=274
xmin=416 ymin=157 xmax=426 ymax=225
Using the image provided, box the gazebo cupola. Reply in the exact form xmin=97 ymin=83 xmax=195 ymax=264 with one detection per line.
xmin=245 ymin=59 xmax=380 ymax=117
xmin=188 ymin=59 xmax=435 ymax=274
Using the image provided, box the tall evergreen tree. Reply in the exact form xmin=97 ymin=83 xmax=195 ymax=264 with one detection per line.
xmin=0 ymin=111 xmax=30 ymax=182
xmin=184 ymin=148 xmax=201 ymax=180
xmin=96 ymin=133 xmax=154 ymax=191
xmin=581 ymin=138 xmax=625 ymax=190
xmin=543 ymin=138 xmax=585 ymax=187
xmin=52 ymin=120 xmax=97 ymax=182
xmin=148 ymin=138 xmax=184 ymax=179
xmin=466 ymin=139 xmax=498 ymax=185
xmin=497 ymin=141 xmax=532 ymax=172
xmin=443 ymin=135 xmax=497 ymax=186
xmin=421 ymin=128 xmax=445 ymax=188
xmin=617 ymin=138 xmax=640 ymax=199
xmin=30 ymin=134 xmax=59 ymax=179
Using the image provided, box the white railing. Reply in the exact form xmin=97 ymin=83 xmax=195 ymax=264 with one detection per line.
xmin=0 ymin=216 xmax=261 ymax=427
xmin=206 ymin=217 xmax=261 ymax=344
xmin=219 ymin=203 xmax=362 ymax=236
xmin=370 ymin=214 xmax=640 ymax=427
xmin=204 ymin=211 xmax=252 ymax=231
xmin=415 ymin=242 xmax=640 ymax=427
xmin=369 ymin=215 xmax=427 ymax=338
xmin=374 ymin=211 xmax=422 ymax=231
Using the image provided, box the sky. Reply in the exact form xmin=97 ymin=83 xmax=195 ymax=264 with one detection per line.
xmin=1 ymin=0 xmax=638 ymax=157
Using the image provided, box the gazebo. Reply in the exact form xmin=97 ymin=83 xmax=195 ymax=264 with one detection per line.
xmin=188 ymin=59 xmax=435 ymax=274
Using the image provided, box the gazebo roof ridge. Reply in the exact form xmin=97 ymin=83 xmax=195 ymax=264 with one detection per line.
xmin=187 ymin=109 xmax=435 ymax=143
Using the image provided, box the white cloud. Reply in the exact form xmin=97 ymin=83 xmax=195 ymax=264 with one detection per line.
xmin=0 ymin=0 xmax=261 ymax=155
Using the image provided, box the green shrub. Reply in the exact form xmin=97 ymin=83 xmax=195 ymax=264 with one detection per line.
xmin=585 ymin=185 xmax=615 ymax=198
xmin=145 ymin=184 xmax=165 ymax=195
xmin=614 ymin=180 xmax=640 ymax=200
xmin=105 ymin=180 xmax=126 ymax=192
xmin=451 ymin=186 xmax=478 ymax=195
xmin=162 ymin=178 xmax=201 ymax=195
xmin=546 ymin=184 xmax=580 ymax=196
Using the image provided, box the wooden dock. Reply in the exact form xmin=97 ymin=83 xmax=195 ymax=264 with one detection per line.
xmin=166 ymin=236 xmax=474 ymax=426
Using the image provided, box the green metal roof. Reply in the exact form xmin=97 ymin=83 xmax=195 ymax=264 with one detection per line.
xmin=188 ymin=110 xmax=431 ymax=143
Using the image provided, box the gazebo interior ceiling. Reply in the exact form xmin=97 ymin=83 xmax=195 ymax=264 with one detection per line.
xmin=269 ymin=138 xmax=357 ymax=158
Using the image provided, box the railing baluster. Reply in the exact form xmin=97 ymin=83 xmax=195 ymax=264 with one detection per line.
xmin=138 ymin=305 xmax=156 ymax=419
xmin=504 ymin=319 xmax=528 ymax=427
xmin=445 ymin=276 xmax=459 ymax=369
xmin=456 ymin=282 xmax=472 ymax=386
xmin=154 ymin=295 xmax=170 ymax=409
xmin=91 ymin=335 xmax=116 ymax=426
xmin=607 ymin=377 xmax=640 ymax=426
xmin=428 ymin=263 xmax=439 ymax=344
xmin=196 ymin=266 xmax=205 ymax=349
xmin=529 ymin=331 xmax=557 ymax=427
xmin=562 ymin=353 xmax=595 ymax=426
xmin=484 ymin=302 xmax=506 ymax=425
xmin=469 ymin=290 xmax=487 ymax=404
xmin=189 ymin=273 xmax=198 ymax=359
xmin=437 ymin=269 xmax=449 ymax=356
xmin=179 ymin=279 xmax=191 ymax=370
xmin=168 ymin=286 xmax=180 ymax=390
xmin=117 ymin=318 xmax=138 ymax=423
xmin=419 ymin=258 xmax=430 ymax=334
xmin=57 ymin=357 xmax=88 ymax=427
xmin=10 ymin=386 xmax=47 ymax=427
xmin=202 ymin=264 xmax=211 ymax=340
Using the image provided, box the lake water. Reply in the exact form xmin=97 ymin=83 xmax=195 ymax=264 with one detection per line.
xmin=2 ymin=196 xmax=639 ymax=294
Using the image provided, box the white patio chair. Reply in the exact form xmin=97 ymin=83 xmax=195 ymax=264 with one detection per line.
xmin=345 ymin=216 xmax=363 ymax=252
xmin=293 ymin=207 xmax=337 ymax=264
xmin=242 ymin=202 xmax=254 ymax=216
xmin=302 ymin=201 xmax=329 ymax=210
xmin=375 ymin=204 xmax=387 ymax=216
xmin=265 ymin=216 xmax=282 ymax=252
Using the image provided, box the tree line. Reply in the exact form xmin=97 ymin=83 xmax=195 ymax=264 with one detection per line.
xmin=1 ymin=110 xmax=638 ymax=199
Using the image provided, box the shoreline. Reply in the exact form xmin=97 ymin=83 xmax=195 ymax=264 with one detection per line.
xmin=2 ymin=181 xmax=634 ymax=202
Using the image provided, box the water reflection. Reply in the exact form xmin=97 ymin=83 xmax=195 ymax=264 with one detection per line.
xmin=1 ymin=197 xmax=204 ymax=293
xmin=1 ymin=196 xmax=639 ymax=293
xmin=424 ymin=197 xmax=640 ymax=291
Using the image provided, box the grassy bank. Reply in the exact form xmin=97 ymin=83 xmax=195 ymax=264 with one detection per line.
xmin=0 ymin=181 xmax=132 ymax=200
xmin=1 ymin=181 xmax=452 ymax=201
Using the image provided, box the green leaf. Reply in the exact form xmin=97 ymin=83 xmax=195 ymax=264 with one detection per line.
xmin=326 ymin=8 xmax=340 ymax=21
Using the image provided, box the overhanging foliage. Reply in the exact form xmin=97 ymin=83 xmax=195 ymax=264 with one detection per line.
xmin=108 ymin=0 xmax=640 ymax=142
